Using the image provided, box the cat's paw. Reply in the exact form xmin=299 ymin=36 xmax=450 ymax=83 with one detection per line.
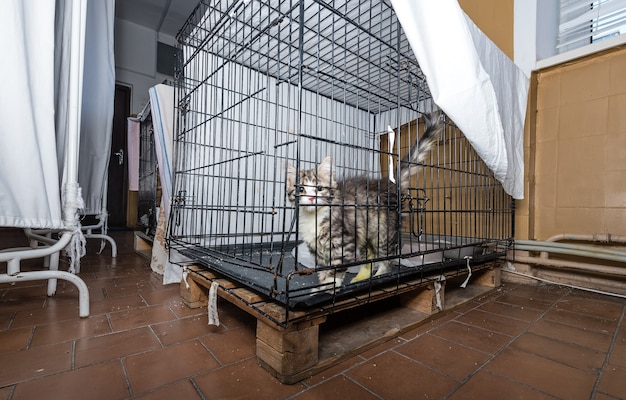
xmin=350 ymin=263 xmax=373 ymax=283
xmin=373 ymin=262 xmax=390 ymax=277
xmin=316 ymin=270 xmax=345 ymax=293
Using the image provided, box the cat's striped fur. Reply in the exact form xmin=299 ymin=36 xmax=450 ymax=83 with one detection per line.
xmin=286 ymin=113 xmax=442 ymax=290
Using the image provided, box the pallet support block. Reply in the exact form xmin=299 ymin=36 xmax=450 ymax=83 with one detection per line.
xmin=180 ymin=269 xmax=209 ymax=308
xmin=474 ymin=266 xmax=501 ymax=288
xmin=256 ymin=317 xmax=326 ymax=382
xmin=400 ymin=280 xmax=445 ymax=314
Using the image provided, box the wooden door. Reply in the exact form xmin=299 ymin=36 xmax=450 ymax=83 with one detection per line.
xmin=107 ymin=84 xmax=131 ymax=227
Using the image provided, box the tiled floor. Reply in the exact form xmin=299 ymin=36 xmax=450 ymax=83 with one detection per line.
xmin=1 ymin=229 xmax=625 ymax=399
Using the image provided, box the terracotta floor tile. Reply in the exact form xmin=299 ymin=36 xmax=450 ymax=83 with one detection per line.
xmin=448 ymin=370 xmax=555 ymax=400
xmin=29 ymin=314 xmax=110 ymax=347
xmin=131 ymin=379 xmax=202 ymax=400
xmin=544 ymin=306 xmax=619 ymax=334
xmin=597 ymin=364 xmax=626 ymax=399
xmin=0 ymin=311 xmax=13 ymax=331
xmin=293 ymin=375 xmax=380 ymax=400
xmin=0 ymin=386 xmax=12 ymax=400
xmin=0 ymin=342 xmax=72 ymax=387
xmin=432 ymin=321 xmax=512 ymax=354
xmin=192 ymin=358 xmax=304 ymax=399
xmin=512 ymin=331 xmax=606 ymax=372
xmin=505 ymin=284 xmax=570 ymax=302
xmin=162 ymin=298 xmax=205 ymax=319
xmin=494 ymin=292 xmax=557 ymax=311
xmin=0 ymin=326 xmax=31 ymax=353
xmin=556 ymin=290 xmax=625 ymax=316
xmin=396 ymin=333 xmax=491 ymax=380
xmin=108 ymin=304 xmax=176 ymax=331
xmin=198 ymin=325 xmax=256 ymax=365
xmin=609 ymin=329 xmax=626 ymax=368
xmin=398 ymin=311 xmax=458 ymax=341
xmin=124 ymin=340 xmax=220 ymax=394
xmin=358 ymin=337 xmax=405 ymax=360
xmin=10 ymin=301 xmax=81 ymax=329
xmin=484 ymin=347 xmax=597 ymax=399
xmin=455 ymin=309 xmax=530 ymax=336
xmin=89 ymin=293 xmax=148 ymax=315
xmin=346 ymin=351 xmax=457 ymax=399
xmin=11 ymin=360 xmax=129 ymax=400
xmin=529 ymin=318 xmax=614 ymax=352
xmin=138 ymin=286 xmax=180 ymax=306
xmin=477 ymin=300 xmax=544 ymax=322
xmin=75 ymin=326 xmax=162 ymax=368
xmin=304 ymin=355 xmax=365 ymax=386
xmin=152 ymin=315 xmax=222 ymax=346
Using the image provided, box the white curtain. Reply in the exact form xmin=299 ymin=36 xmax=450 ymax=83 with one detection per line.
xmin=0 ymin=1 xmax=63 ymax=229
xmin=390 ymin=0 xmax=529 ymax=200
xmin=78 ymin=0 xmax=116 ymax=215
xmin=0 ymin=0 xmax=115 ymax=228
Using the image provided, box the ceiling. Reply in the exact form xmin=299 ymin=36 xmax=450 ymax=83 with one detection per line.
xmin=115 ymin=0 xmax=200 ymax=39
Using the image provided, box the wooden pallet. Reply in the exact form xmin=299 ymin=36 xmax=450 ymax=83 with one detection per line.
xmin=181 ymin=262 xmax=502 ymax=384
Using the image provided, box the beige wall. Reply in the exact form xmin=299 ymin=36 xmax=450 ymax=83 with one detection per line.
xmin=458 ymin=0 xmax=514 ymax=59
xmin=530 ymin=47 xmax=626 ymax=239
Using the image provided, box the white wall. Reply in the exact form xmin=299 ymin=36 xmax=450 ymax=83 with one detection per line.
xmin=114 ymin=18 xmax=175 ymax=114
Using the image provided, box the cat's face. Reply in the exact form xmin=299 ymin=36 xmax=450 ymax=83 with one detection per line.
xmin=286 ymin=156 xmax=336 ymax=211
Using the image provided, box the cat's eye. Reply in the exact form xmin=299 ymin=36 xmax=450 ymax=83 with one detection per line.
xmin=316 ymin=185 xmax=324 ymax=191
xmin=298 ymin=187 xmax=304 ymax=193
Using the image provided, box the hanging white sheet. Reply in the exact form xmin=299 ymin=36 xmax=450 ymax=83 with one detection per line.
xmin=390 ymin=0 xmax=529 ymax=199
xmin=77 ymin=0 xmax=116 ymax=215
xmin=127 ymin=119 xmax=140 ymax=191
xmin=149 ymin=84 xmax=175 ymax=220
xmin=0 ymin=1 xmax=63 ymax=229
xmin=148 ymin=84 xmax=187 ymax=284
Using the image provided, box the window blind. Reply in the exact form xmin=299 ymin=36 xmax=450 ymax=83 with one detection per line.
xmin=558 ymin=0 xmax=626 ymax=53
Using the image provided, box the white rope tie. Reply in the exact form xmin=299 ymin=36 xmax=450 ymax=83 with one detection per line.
xmin=182 ymin=268 xmax=190 ymax=289
xmin=387 ymin=126 xmax=396 ymax=184
xmin=434 ymin=275 xmax=445 ymax=310
xmin=208 ymin=281 xmax=220 ymax=326
xmin=63 ymin=182 xmax=86 ymax=274
xmin=460 ymin=256 xmax=473 ymax=288
xmin=96 ymin=212 xmax=108 ymax=254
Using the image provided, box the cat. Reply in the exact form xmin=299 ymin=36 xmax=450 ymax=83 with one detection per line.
xmin=286 ymin=113 xmax=442 ymax=291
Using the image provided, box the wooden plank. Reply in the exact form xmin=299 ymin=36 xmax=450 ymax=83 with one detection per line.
xmin=231 ymin=287 xmax=265 ymax=304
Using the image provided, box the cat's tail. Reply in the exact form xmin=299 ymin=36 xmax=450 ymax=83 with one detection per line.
xmin=398 ymin=112 xmax=443 ymax=192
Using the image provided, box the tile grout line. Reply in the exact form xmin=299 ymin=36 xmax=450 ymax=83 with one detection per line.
xmin=589 ymin=299 xmax=626 ymax=399
xmin=442 ymin=285 xmax=573 ymax=399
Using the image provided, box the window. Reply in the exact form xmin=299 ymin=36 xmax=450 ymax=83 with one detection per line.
xmin=558 ymin=0 xmax=626 ymax=53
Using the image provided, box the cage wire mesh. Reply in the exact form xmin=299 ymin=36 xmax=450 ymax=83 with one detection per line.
xmin=138 ymin=111 xmax=159 ymax=237
xmin=170 ymin=0 xmax=513 ymax=311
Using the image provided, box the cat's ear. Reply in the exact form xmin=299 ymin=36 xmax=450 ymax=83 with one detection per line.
xmin=317 ymin=156 xmax=334 ymax=179
xmin=285 ymin=162 xmax=297 ymax=186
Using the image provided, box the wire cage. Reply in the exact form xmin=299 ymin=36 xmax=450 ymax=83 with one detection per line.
xmin=138 ymin=111 xmax=159 ymax=237
xmin=170 ymin=0 xmax=513 ymax=314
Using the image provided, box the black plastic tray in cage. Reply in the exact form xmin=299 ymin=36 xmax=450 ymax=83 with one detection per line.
xmin=178 ymin=236 xmax=499 ymax=309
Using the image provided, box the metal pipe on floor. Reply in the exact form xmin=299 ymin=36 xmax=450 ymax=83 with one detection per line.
xmin=540 ymin=233 xmax=626 ymax=259
xmin=545 ymin=233 xmax=626 ymax=244
xmin=513 ymin=254 xmax=626 ymax=278
xmin=515 ymin=240 xmax=626 ymax=263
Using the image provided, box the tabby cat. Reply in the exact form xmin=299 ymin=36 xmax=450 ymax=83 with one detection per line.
xmin=286 ymin=113 xmax=441 ymax=290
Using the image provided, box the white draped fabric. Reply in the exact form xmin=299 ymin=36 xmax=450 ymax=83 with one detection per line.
xmin=0 ymin=1 xmax=62 ymax=229
xmin=0 ymin=0 xmax=115 ymax=227
xmin=390 ymin=0 xmax=529 ymax=199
